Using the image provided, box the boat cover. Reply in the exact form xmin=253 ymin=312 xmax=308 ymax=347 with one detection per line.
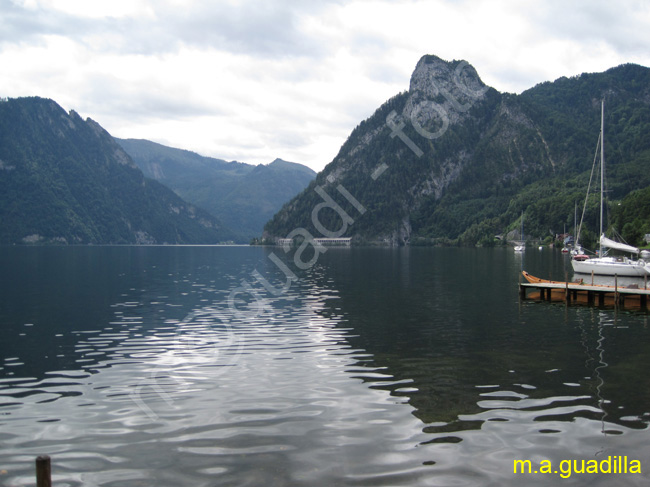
xmin=600 ymin=234 xmax=639 ymax=254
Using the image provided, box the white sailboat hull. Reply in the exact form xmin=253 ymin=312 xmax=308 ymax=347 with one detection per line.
xmin=571 ymin=257 xmax=650 ymax=276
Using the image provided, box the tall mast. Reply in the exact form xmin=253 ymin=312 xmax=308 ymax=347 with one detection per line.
xmin=574 ymin=201 xmax=577 ymax=243
xmin=599 ymin=99 xmax=604 ymax=257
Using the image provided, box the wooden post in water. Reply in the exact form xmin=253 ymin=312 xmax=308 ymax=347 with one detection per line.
xmin=615 ymin=274 xmax=619 ymax=309
xmin=565 ymin=271 xmax=570 ymax=304
xmin=36 ymin=455 xmax=51 ymax=487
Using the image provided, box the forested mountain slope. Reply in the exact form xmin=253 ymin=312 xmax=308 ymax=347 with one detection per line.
xmin=0 ymin=97 xmax=232 ymax=244
xmin=117 ymin=138 xmax=316 ymax=241
xmin=264 ymin=56 xmax=650 ymax=247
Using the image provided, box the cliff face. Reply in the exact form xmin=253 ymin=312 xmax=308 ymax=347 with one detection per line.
xmin=264 ymin=55 xmax=650 ymax=245
xmin=406 ymin=55 xmax=488 ymax=126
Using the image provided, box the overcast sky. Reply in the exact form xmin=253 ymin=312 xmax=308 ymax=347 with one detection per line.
xmin=2 ymin=0 xmax=650 ymax=172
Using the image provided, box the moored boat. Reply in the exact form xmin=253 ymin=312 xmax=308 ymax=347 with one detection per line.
xmin=571 ymin=101 xmax=650 ymax=276
xmin=572 ymin=252 xmax=649 ymax=276
xmin=522 ymin=271 xmax=635 ymax=289
xmin=513 ymin=211 xmax=525 ymax=252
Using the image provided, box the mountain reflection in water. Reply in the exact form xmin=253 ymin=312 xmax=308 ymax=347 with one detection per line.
xmin=0 ymin=246 xmax=648 ymax=486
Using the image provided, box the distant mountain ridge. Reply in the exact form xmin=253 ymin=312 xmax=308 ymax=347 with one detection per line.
xmin=0 ymin=97 xmax=232 ymax=245
xmin=117 ymin=138 xmax=316 ymax=240
xmin=263 ymin=55 xmax=650 ymax=246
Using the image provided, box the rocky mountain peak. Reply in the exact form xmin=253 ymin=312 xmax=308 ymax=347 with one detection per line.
xmin=405 ymin=55 xmax=490 ymax=128
xmin=409 ymin=55 xmax=487 ymax=99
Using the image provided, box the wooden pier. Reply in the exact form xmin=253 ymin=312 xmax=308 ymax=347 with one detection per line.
xmin=519 ymin=271 xmax=650 ymax=310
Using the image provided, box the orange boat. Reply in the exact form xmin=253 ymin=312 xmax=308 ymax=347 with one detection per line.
xmin=521 ymin=271 xmax=646 ymax=289
xmin=521 ymin=271 xmax=585 ymax=286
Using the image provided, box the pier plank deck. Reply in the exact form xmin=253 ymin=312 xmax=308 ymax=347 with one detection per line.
xmin=519 ymin=271 xmax=650 ymax=310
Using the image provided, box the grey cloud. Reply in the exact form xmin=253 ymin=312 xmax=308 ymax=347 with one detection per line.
xmin=162 ymin=3 xmax=321 ymax=57
xmin=77 ymin=73 xmax=224 ymax=124
xmin=537 ymin=0 xmax=650 ymax=54
xmin=1 ymin=0 xmax=340 ymax=59
xmin=0 ymin=1 xmax=72 ymax=44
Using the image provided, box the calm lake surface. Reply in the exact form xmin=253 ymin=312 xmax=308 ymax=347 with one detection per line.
xmin=0 ymin=245 xmax=649 ymax=486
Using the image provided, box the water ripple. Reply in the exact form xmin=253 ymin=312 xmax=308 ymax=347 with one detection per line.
xmin=2 ymin=247 xmax=650 ymax=487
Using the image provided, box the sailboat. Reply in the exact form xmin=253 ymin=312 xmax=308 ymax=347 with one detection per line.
xmin=514 ymin=211 xmax=525 ymax=252
xmin=571 ymin=101 xmax=650 ymax=277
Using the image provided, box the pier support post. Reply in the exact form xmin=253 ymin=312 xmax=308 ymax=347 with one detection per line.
xmin=36 ymin=455 xmax=51 ymax=487
xmin=565 ymin=272 xmax=570 ymax=304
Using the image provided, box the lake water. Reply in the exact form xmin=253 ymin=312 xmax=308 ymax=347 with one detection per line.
xmin=0 ymin=245 xmax=649 ymax=486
